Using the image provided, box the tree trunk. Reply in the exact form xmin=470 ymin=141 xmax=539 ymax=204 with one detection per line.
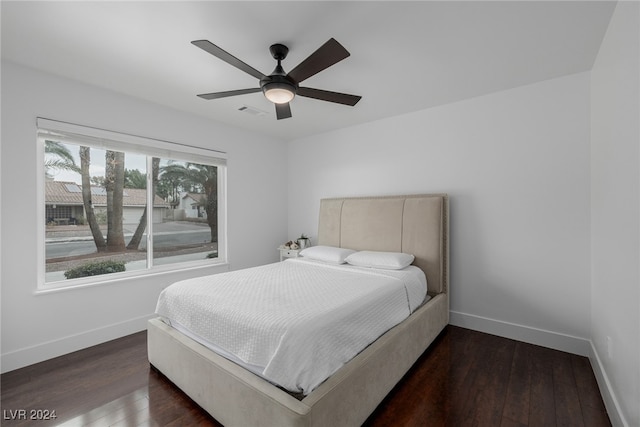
xmin=204 ymin=173 xmax=217 ymax=243
xmin=126 ymin=206 xmax=148 ymax=251
xmin=206 ymin=198 xmax=217 ymax=243
xmin=127 ymin=158 xmax=160 ymax=250
xmin=105 ymin=150 xmax=126 ymax=252
xmin=79 ymin=147 xmax=107 ymax=251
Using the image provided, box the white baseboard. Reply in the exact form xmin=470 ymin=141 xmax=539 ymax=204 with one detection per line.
xmin=449 ymin=310 xmax=591 ymax=356
xmin=1 ymin=313 xmax=154 ymax=373
xmin=589 ymin=342 xmax=628 ymax=427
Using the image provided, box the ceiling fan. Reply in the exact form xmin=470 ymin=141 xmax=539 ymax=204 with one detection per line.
xmin=192 ymin=38 xmax=362 ymax=120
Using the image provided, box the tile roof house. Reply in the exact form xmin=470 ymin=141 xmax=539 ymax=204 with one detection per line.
xmin=45 ymin=181 xmax=169 ymax=225
xmin=179 ymin=192 xmax=207 ymax=219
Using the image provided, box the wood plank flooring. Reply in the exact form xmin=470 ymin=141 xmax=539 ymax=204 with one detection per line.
xmin=1 ymin=326 xmax=610 ymax=426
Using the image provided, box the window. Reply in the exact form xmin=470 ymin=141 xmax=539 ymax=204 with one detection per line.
xmin=39 ymin=118 xmax=227 ymax=288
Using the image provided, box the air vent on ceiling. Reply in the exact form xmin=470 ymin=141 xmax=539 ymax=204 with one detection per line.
xmin=238 ymin=105 xmax=269 ymax=117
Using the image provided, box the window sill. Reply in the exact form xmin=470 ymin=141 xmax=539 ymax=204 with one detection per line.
xmin=35 ymin=261 xmax=230 ymax=295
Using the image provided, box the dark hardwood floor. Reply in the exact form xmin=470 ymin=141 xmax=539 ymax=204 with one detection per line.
xmin=1 ymin=326 xmax=610 ymax=427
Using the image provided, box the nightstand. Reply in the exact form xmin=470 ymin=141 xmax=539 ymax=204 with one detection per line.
xmin=279 ymin=248 xmax=300 ymax=261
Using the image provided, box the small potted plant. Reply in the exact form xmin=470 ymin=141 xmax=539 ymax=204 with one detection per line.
xmin=297 ymin=233 xmax=311 ymax=249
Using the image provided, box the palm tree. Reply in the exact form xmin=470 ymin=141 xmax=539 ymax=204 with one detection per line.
xmin=79 ymin=146 xmax=107 ymax=251
xmin=77 ymin=147 xmax=135 ymax=253
xmin=44 ymin=140 xmax=80 ymax=178
xmin=160 ymin=162 xmax=218 ymax=242
xmin=124 ymin=168 xmax=147 ymax=189
xmin=127 ymin=158 xmax=160 ymax=250
xmin=157 ymin=163 xmax=188 ymax=205
xmin=104 ymin=150 xmax=126 ymax=252
xmin=189 ymin=164 xmax=218 ymax=243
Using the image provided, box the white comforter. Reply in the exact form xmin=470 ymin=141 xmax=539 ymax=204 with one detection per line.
xmin=155 ymin=258 xmax=427 ymax=394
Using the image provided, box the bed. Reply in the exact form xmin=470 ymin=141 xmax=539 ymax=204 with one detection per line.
xmin=147 ymin=193 xmax=449 ymax=426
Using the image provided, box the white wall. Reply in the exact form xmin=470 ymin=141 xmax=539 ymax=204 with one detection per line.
xmin=289 ymin=72 xmax=592 ymax=354
xmin=590 ymin=2 xmax=640 ymax=426
xmin=0 ymin=61 xmax=288 ymax=372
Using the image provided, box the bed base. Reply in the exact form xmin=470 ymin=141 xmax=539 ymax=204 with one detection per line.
xmin=147 ymin=292 xmax=447 ymax=427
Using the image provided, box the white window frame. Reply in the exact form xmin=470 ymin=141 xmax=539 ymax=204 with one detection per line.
xmin=37 ymin=118 xmax=228 ymax=292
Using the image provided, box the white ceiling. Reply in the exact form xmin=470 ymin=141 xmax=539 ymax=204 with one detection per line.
xmin=1 ymin=1 xmax=615 ymax=141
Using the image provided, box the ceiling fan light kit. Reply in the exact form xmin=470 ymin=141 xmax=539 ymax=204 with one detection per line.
xmin=263 ymin=85 xmax=295 ymax=104
xmin=192 ymin=38 xmax=361 ymax=120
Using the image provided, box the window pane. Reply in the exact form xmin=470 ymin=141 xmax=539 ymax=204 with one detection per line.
xmin=153 ymin=158 xmax=218 ymax=266
xmin=41 ymin=120 xmax=227 ymax=288
xmin=44 ymin=142 xmax=147 ymax=282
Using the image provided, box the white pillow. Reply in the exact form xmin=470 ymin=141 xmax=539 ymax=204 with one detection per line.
xmin=345 ymin=251 xmax=415 ymax=270
xmin=299 ymin=246 xmax=356 ymax=264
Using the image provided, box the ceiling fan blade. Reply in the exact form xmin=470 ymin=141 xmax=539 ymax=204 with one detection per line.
xmin=192 ymin=40 xmax=266 ymax=80
xmin=287 ymin=38 xmax=350 ymax=83
xmin=275 ymin=102 xmax=292 ymax=120
xmin=297 ymin=87 xmax=362 ymax=106
xmin=197 ymin=88 xmax=262 ymax=100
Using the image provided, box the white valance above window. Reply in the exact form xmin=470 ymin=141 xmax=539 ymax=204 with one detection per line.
xmin=37 ymin=117 xmax=227 ymax=166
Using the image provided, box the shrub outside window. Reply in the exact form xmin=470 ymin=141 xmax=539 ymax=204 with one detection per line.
xmin=39 ymin=119 xmax=227 ymax=288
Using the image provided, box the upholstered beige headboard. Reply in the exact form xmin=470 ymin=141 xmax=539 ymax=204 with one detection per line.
xmin=317 ymin=194 xmax=449 ymax=295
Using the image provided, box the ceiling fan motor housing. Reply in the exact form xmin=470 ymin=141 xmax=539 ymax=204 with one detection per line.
xmin=261 ymin=43 xmax=298 ymax=103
